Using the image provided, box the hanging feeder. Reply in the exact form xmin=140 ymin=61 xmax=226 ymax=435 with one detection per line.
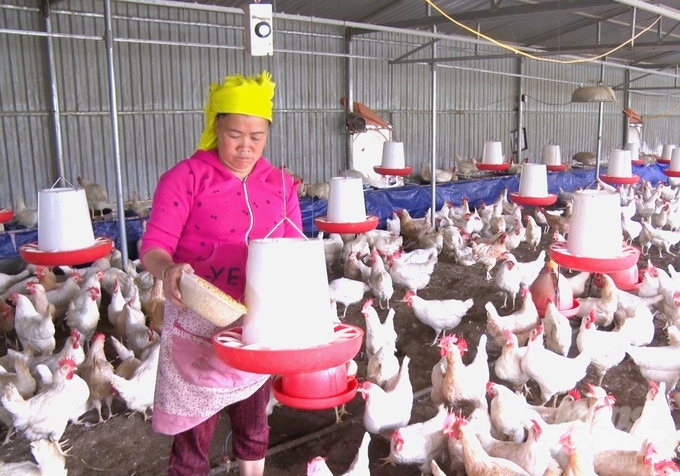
xmin=0 ymin=208 xmax=13 ymax=224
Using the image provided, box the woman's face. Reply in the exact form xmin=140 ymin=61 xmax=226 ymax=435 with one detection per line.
xmin=215 ymin=114 xmax=269 ymax=179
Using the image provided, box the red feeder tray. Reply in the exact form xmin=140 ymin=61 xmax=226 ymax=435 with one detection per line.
xmin=599 ymin=174 xmax=640 ymax=185
xmin=546 ymin=164 xmax=568 ymax=172
xmin=212 ymin=324 xmax=364 ymax=375
xmin=631 ymin=159 xmax=644 ymax=166
xmin=537 ymin=299 xmax=580 ymax=319
xmin=373 ymin=165 xmax=413 ymax=176
xmin=664 ymin=169 xmax=680 ymax=178
xmin=0 ymin=208 xmax=13 ymax=224
xmin=595 ymin=276 xmax=642 ymax=292
xmin=273 ymin=377 xmax=358 ymax=410
xmin=314 ymin=216 xmax=379 ymax=234
xmin=658 ymin=158 xmax=671 ymax=165
xmin=19 ymin=237 xmax=114 ymax=266
xmin=475 ymin=162 xmax=511 ymax=172
xmin=548 ymin=241 xmax=640 ymax=274
xmin=508 ymin=193 xmax=557 ymax=207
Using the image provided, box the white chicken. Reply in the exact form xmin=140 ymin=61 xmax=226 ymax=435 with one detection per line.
xmin=328 ymin=277 xmax=370 ymax=318
xmin=321 ymin=232 xmax=344 ymax=266
xmin=521 ymin=325 xmax=591 ymax=405
xmin=65 ymin=286 xmax=101 ymax=345
xmin=493 ymin=330 xmax=529 ymax=394
xmin=0 ymin=439 xmax=67 ymax=475
xmin=486 ymin=382 xmax=539 ymax=443
xmin=368 ymin=250 xmax=394 ymax=309
xmin=360 ymin=299 xmax=398 ymax=359
xmin=525 ymin=215 xmax=542 ymax=251
xmin=306 ymin=431 xmax=371 ymax=476
xmin=434 ymin=334 xmax=488 ymax=411
xmin=1 ymin=358 xmax=90 ymax=446
xmin=576 ymin=309 xmax=628 ymax=385
xmin=357 ymin=355 xmax=412 ymax=437
xmin=383 ymin=404 xmax=448 ymax=473
xmin=494 ymin=255 xmax=522 ymax=309
xmin=108 ymin=342 xmax=160 ymax=420
xmin=387 ymin=247 xmax=438 ymax=292
xmin=485 ymin=286 xmax=540 ymax=348
xmin=542 ymin=299 xmax=573 ymax=357
xmin=366 ymin=342 xmax=399 ymax=389
xmin=401 ymin=290 xmax=473 ymax=344
xmin=11 ymin=294 xmax=55 ymax=357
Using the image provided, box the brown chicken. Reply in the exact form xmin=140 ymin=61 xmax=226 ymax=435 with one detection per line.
xmin=79 ymin=333 xmax=115 ymax=423
xmin=34 ymin=266 xmax=58 ymax=292
xmin=471 ymin=233 xmax=508 ymax=280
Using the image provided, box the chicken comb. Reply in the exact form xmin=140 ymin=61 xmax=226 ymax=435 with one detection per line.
xmin=361 ymin=298 xmax=374 ymax=310
xmin=503 ymin=329 xmax=513 ymax=341
xmin=92 ymin=333 xmax=105 ymax=342
xmin=485 ymin=381 xmax=495 ymax=394
xmin=649 ymin=380 xmax=660 ymax=395
xmin=455 ymin=338 xmax=468 ymax=355
xmin=654 ymin=460 xmax=680 ymax=472
xmin=604 ymin=394 xmax=616 ymax=406
xmin=58 ymin=358 xmax=76 ymax=368
xmin=69 ymin=329 xmax=80 ymax=339
xmin=567 ymin=388 xmax=581 ymax=401
xmin=530 ymin=419 xmax=542 ymax=439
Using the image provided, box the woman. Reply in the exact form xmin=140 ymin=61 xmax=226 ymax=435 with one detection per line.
xmin=140 ymin=71 xmax=302 ymax=476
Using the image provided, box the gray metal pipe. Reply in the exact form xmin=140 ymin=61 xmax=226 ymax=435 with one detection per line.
xmin=345 ymin=30 xmax=354 ymax=171
xmin=516 ymin=57 xmax=524 ymax=163
xmin=44 ymin=11 xmax=64 ymax=179
xmin=104 ymin=0 xmax=129 ymax=266
xmin=596 ymin=63 xmax=606 ymax=178
xmin=429 ymin=7 xmax=437 ymax=228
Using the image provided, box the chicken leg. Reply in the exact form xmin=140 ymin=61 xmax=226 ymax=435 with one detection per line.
xmin=334 ymin=404 xmax=351 ymax=424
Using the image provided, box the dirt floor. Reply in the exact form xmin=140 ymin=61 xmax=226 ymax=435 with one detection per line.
xmin=0 ymin=205 xmax=678 ymax=475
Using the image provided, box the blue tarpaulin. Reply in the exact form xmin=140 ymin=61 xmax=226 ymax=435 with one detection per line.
xmin=0 ymin=163 xmax=670 ymax=259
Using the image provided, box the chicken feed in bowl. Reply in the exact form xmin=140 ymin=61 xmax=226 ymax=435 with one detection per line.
xmin=179 ymin=271 xmax=247 ymax=327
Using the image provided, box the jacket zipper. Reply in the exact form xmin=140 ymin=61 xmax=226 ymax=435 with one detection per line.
xmin=242 ymin=176 xmax=255 ymax=242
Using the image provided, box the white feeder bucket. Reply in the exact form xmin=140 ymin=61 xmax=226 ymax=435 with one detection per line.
xmin=241 ymin=238 xmax=335 ymax=349
xmin=518 ymin=164 xmax=549 ymax=197
xmin=662 ymin=144 xmax=675 ymax=160
xmin=671 ymin=148 xmax=680 ymax=171
xmin=38 ymin=187 xmax=95 ymax=252
xmin=326 ymin=177 xmax=367 ymax=223
xmin=482 ymin=141 xmax=503 ymax=164
xmin=381 ymin=141 xmax=406 ymax=169
xmin=567 ymin=190 xmax=622 ymax=258
xmin=607 ymin=149 xmax=632 ymax=178
xmin=542 ymin=144 xmax=561 ymax=166
xmin=624 ymin=142 xmax=639 ymax=162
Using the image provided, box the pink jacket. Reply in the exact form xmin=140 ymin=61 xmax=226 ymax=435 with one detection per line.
xmin=140 ymin=149 xmax=302 ymax=300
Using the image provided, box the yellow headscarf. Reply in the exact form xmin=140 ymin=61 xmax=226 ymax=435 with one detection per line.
xmin=196 ymin=71 xmax=276 ymax=151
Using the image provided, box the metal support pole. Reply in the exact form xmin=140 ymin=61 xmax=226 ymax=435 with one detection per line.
xmin=429 ymin=6 xmax=437 ymax=228
xmin=104 ymin=0 xmax=129 ymax=266
xmin=596 ymin=63 xmax=606 ymax=178
xmin=516 ymin=57 xmax=524 ymax=162
xmin=44 ymin=6 xmax=64 ymax=179
xmin=630 ymin=7 xmax=637 ymax=47
xmin=623 ymin=68 xmax=631 ymax=145
xmin=345 ymin=29 xmax=354 ymax=170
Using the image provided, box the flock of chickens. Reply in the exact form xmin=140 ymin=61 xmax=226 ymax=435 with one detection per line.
xmin=0 ymin=250 xmax=163 ymax=474
xmin=3 ymin=174 xmax=680 ymax=474
xmin=308 ymin=177 xmax=680 ymax=475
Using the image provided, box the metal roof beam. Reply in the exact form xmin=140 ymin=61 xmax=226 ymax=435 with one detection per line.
xmin=389 ymin=39 xmax=439 ymax=63
xmin=537 ymin=40 xmax=680 ymax=54
xmin=613 ymin=0 xmax=680 ymax=22
xmin=520 ymin=7 xmax=630 ymax=46
xmin=661 ymin=20 xmax=680 ymax=41
xmin=383 ymin=0 xmax=614 ymax=30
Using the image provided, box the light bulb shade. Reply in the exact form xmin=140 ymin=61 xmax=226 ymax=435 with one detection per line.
xmin=571 ymin=86 xmax=617 ymax=103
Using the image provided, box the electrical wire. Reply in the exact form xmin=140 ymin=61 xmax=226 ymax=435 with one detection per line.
xmin=525 ymin=94 xmax=572 ymax=107
xmin=424 ymin=0 xmax=661 ymax=65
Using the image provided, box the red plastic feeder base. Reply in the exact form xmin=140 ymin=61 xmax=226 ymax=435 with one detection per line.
xmin=273 ymin=377 xmax=358 ymax=410
xmin=548 ymin=242 xmax=640 ymax=274
xmin=508 ymin=193 xmax=557 ymax=207
xmin=475 ymin=162 xmax=510 ymax=172
xmin=314 ymin=216 xmax=379 ymax=234
xmin=658 ymin=158 xmax=671 ymax=165
xmin=373 ymin=165 xmax=413 ymax=176
xmin=664 ymin=169 xmax=680 ymax=178
xmin=537 ymin=299 xmax=580 ymax=318
xmin=19 ymin=237 xmax=114 ymax=266
xmin=0 ymin=208 xmax=13 ymax=224
xmin=546 ymin=164 xmax=568 ymax=172
xmin=599 ymin=174 xmax=640 ymax=185
xmin=631 ymin=159 xmax=644 ymax=166
xmin=212 ymin=324 xmax=364 ymax=375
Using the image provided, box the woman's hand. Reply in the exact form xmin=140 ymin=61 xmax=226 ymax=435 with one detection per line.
xmin=162 ymin=263 xmax=194 ymax=308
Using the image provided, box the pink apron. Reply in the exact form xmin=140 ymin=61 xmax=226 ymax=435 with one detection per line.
xmin=152 ymin=303 xmax=268 ymax=435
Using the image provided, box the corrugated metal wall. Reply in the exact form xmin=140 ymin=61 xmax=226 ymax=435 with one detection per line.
xmin=2 ymin=0 xmax=680 ymax=212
